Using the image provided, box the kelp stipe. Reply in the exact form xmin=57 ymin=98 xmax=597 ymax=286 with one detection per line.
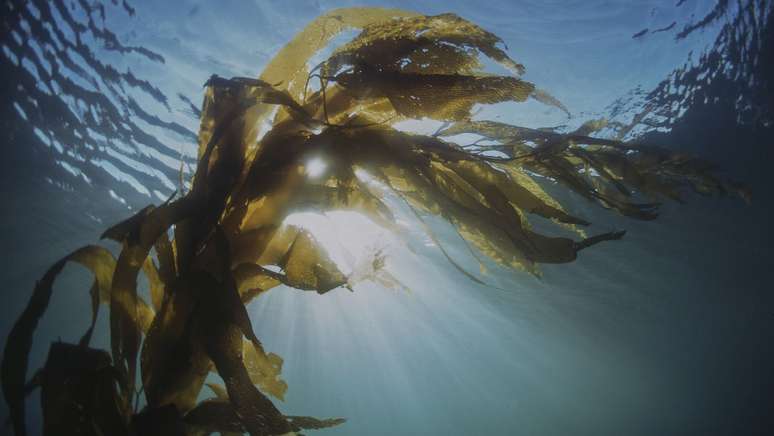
xmin=1 ymin=8 xmax=747 ymax=435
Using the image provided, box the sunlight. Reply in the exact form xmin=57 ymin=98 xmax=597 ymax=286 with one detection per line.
xmin=305 ymin=157 xmax=327 ymax=178
xmin=284 ymin=210 xmax=397 ymax=276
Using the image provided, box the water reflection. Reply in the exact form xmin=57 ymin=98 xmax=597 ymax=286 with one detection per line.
xmin=1 ymin=0 xmax=197 ymax=207
xmin=609 ymin=0 xmax=773 ymax=139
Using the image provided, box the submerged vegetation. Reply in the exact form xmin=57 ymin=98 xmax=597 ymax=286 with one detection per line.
xmin=1 ymin=7 xmax=747 ymax=436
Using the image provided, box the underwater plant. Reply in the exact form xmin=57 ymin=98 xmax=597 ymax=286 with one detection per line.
xmin=1 ymin=7 xmax=748 ymax=436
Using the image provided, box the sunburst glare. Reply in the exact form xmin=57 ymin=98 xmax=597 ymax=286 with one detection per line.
xmin=305 ymin=157 xmax=328 ymax=179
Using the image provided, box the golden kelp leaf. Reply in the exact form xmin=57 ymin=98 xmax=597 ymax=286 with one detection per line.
xmin=317 ymin=122 xmax=742 ymax=276
xmin=2 ymin=257 xmax=64 ymax=436
xmin=141 ymin=275 xmax=210 ymax=413
xmin=159 ymin=228 xmax=287 ymax=429
xmin=260 ymin=7 xmax=420 ymax=97
xmin=440 ymin=159 xmax=570 ymax=266
xmin=1 ymin=244 xmax=128 ymax=436
xmin=333 ymin=128 xmax=536 ymax=271
xmin=434 ymin=119 xmax=733 ymax=221
xmin=104 ymin=196 xmax=199 ymax=405
xmin=437 ymin=158 xmax=590 ymax=226
xmin=153 ymin=231 xmax=177 ymax=285
xmin=590 ymin=149 xmax=683 ymax=202
xmin=281 ymin=230 xmax=348 ymax=293
xmin=288 ymin=165 xmax=398 ymax=232
xmin=324 ymin=29 xmax=481 ymax=78
xmin=499 ymin=165 xmax=590 ymax=227
xmin=325 ymin=13 xmax=524 ymax=77
xmin=302 ymin=83 xmax=400 ymax=128
xmin=229 ymin=226 xmax=284 ymax=269
xmin=137 ymin=298 xmax=156 ymax=334
xmin=234 ymin=169 xmax=304 ymax=233
xmin=79 ymin=280 xmax=100 ymax=347
xmin=261 ymin=7 xmax=422 ymax=128
xmin=437 ymin=120 xmax=622 ymax=155
xmin=287 ymin=415 xmax=347 ymax=432
xmin=196 ymin=312 xmax=291 ymax=435
xmin=101 ymin=205 xmax=155 ymax=243
xmin=530 ymin=88 xmax=571 ymax=116
xmin=232 ymin=263 xmax=282 ymax=303
xmin=395 ymin=42 xmax=482 ymax=75
xmin=184 ymin=400 xmax=346 ymax=435
xmin=227 ymin=133 xmax=308 ymax=226
xmin=585 ymin=146 xmax=737 ymax=204
xmin=344 ymin=128 xmax=628 ymax=272
xmin=405 ymin=202 xmax=498 ymax=284
xmin=206 ymin=383 xmax=229 ymax=400
xmin=242 ymin=340 xmax=288 ymax=400
xmin=67 ymin=246 xmax=117 ymax=347
xmin=199 ymin=76 xmax=315 ymax=159
xmin=204 ymin=76 xmax=311 ymax=117
xmin=254 ymin=225 xmax=303 ymax=266
xmin=572 ymin=118 xmax=609 ymax=136
xmin=436 ymin=119 xmax=557 ymax=157
xmin=436 ymin=119 xmax=524 ymax=140
xmin=428 ymin=162 xmax=492 ymax=216
xmin=506 ymin=150 xmax=663 ymax=220
xmin=373 ymin=163 xmax=537 ymax=273
xmin=67 ymin=246 xmax=117 ymax=301
xmin=111 ymin=247 xmax=155 ymax=402
xmin=570 ymin=147 xmax=634 ymax=197
xmin=143 ymin=257 xmax=165 ymax=311
xmin=336 ymin=70 xmax=534 ymax=121
xmin=211 ymin=227 xmax=266 ymax=351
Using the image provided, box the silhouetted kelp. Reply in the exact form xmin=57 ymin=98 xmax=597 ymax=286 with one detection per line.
xmin=2 ymin=7 xmax=749 ymax=436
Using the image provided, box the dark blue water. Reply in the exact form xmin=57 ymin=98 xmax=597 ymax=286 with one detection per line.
xmin=1 ymin=1 xmax=773 ymax=434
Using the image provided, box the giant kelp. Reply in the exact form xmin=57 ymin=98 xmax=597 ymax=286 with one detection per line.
xmin=2 ymin=8 xmax=747 ymax=435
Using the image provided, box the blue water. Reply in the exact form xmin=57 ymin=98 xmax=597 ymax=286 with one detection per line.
xmin=1 ymin=1 xmax=773 ymax=434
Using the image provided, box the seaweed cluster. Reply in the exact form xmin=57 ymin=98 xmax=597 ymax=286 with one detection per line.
xmin=2 ymin=8 xmax=746 ymax=436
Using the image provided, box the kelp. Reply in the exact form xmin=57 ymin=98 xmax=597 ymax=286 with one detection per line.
xmin=40 ymin=343 xmax=129 ymax=436
xmin=2 ymin=7 xmax=746 ymax=435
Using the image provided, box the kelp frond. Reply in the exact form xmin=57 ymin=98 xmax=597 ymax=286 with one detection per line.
xmin=2 ymin=7 xmax=746 ymax=436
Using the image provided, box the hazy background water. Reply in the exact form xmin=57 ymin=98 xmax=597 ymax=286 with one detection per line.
xmin=1 ymin=0 xmax=773 ymax=435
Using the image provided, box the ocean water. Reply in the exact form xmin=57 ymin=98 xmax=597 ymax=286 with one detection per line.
xmin=1 ymin=0 xmax=773 ymax=435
